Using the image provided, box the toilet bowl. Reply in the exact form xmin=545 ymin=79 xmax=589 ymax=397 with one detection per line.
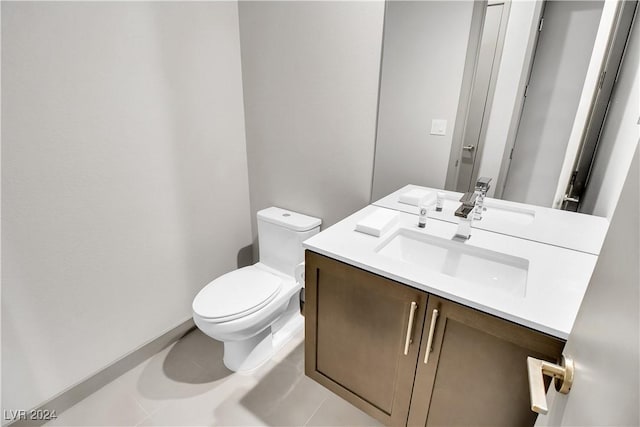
xmin=192 ymin=263 xmax=302 ymax=371
xmin=192 ymin=207 xmax=321 ymax=372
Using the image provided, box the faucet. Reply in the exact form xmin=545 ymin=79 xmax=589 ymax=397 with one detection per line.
xmin=454 ymin=192 xmax=478 ymax=240
xmin=473 ymin=177 xmax=492 ymax=220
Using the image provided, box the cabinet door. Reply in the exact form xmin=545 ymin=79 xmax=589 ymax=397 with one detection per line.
xmin=408 ymin=296 xmax=565 ymax=427
xmin=305 ymin=251 xmax=428 ymax=426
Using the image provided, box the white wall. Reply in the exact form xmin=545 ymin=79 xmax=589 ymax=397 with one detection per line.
xmin=238 ymin=1 xmax=384 ymax=238
xmin=477 ymin=0 xmax=540 ymax=198
xmin=580 ymin=14 xmax=639 ymax=219
xmin=1 ymin=1 xmax=251 ymax=413
xmin=371 ymin=1 xmax=475 ymax=200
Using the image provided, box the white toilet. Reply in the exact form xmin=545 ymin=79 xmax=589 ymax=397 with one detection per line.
xmin=192 ymin=207 xmax=321 ymax=372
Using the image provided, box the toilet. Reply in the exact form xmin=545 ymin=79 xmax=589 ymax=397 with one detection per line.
xmin=192 ymin=207 xmax=321 ymax=372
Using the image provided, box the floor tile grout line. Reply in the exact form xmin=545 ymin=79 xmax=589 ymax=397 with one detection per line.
xmin=303 ymin=394 xmax=329 ymax=427
xmin=134 ymin=411 xmax=152 ymax=427
xmin=135 ymin=394 xmax=174 ymax=423
xmin=186 ymin=358 xmax=207 ymax=372
xmin=134 ymin=395 xmax=152 ymax=418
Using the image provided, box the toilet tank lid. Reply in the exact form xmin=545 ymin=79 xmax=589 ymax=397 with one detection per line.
xmin=257 ymin=207 xmax=321 ymax=232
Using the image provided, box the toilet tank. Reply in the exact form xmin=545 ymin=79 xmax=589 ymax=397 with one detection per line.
xmin=257 ymin=207 xmax=321 ymax=277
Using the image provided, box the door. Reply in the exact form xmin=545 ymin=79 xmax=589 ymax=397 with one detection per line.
xmin=502 ymin=1 xmax=604 ymax=206
xmin=456 ymin=2 xmax=508 ymax=193
xmin=304 ymin=251 xmax=428 ymax=426
xmin=534 ymin=149 xmax=639 ymax=425
xmin=559 ymin=0 xmax=638 ymax=211
xmin=408 ymin=296 xmax=564 ymax=427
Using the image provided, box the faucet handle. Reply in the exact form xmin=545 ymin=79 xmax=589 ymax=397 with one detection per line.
xmin=459 ymin=191 xmax=478 ymax=204
xmin=475 ymin=176 xmax=492 ymax=192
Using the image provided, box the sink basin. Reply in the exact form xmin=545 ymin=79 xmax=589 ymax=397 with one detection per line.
xmin=375 ymin=228 xmax=529 ymax=297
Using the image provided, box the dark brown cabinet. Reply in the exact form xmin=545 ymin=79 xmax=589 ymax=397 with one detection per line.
xmin=304 ymin=251 xmax=428 ymax=426
xmin=408 ymin=296 xmax=564 ymax=426
xmin=304 ymin=251 xmax=564 ymax=427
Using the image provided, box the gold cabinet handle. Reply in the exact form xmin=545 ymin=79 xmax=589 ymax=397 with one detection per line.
xmin=527 ymin=355 xmax=574 ymax=415
xmin=403 ymin=302 xmax=418 ymax=356
xmin=423 ymin=309 xmax=439 ymax=364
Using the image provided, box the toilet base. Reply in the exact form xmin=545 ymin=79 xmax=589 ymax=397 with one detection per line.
xmin=223 ymin=328 xmax=273 ymax=372
xmin=222 ymin=308 xmax=304 ymax=373
xmin=273 ymin=311 xmax=303 ymax=351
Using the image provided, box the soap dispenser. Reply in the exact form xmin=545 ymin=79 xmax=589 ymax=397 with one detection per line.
xmin=417 ymin=194 xmax=436 ymax=228
xmin=418 ymin=204 xmax=428 ymax=228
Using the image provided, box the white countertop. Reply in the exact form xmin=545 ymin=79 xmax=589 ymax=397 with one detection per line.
xmin=303 ymin=205 xmax=599 ymax=339
xmin=374 ymin=185 xmax=609 ymax=255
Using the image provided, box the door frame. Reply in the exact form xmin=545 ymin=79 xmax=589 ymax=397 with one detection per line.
xmin=445 ymin=0 xmax=511 ymax=192
xmin=557 ymin=0 xmax=638 ymax=211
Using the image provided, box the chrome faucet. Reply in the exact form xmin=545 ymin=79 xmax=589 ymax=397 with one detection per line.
xmin=454 ymin=192 xmax=478 ymax=240
xmin=473 ymin=177 xmax=492 ymax=220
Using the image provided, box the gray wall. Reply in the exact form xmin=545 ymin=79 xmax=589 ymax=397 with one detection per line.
xmin=238 ymin=1 xmax=384 ymax=244
xmin=371 ymin=1 xmax=475 ymax=200
xmin=2 ymin=2 xmax=252 ymax=413
xmin=580 ymin=15 xmax=639 ymax=219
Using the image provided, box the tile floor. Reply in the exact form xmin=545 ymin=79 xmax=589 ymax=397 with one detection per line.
xmin=44 ymin=328 xmax=382 ymax=426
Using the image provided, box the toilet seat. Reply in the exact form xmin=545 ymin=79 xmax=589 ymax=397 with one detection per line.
xmin=192 ymin=266 xmax=282 ymax=323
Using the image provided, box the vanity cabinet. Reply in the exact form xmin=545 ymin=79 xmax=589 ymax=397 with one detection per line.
xmin=408 ymin=296 xmax=564 ymax=426
xmin=304 ymin=251 xmax=564 ymax=427
xmin=304 ymin=250 xmax=428 ymax=426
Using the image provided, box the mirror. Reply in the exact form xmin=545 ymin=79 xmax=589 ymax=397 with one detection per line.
xmin=370 ymin=0 xmax=634 ymax=213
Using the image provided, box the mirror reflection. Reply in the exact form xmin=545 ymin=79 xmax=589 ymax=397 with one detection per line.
xmin=371 ymin=0 xmax=635 ymax=215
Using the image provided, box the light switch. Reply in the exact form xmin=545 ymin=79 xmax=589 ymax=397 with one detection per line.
xmin=430 ymin=119 xmax=447 ymax=136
